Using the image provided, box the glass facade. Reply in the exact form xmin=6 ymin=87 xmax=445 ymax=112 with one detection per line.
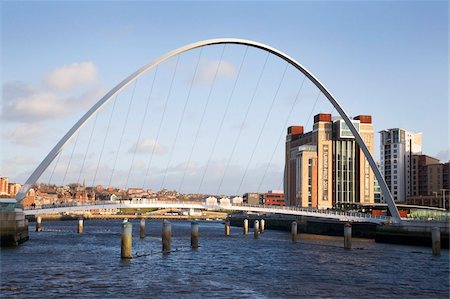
xmin=333 ymin=139 xmax=358 ymax=204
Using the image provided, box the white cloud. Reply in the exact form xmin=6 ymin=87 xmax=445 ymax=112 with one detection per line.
xmin=194 ymin=60 xmax=237 ymax=85
xmin=6 ymin=123 xmax=45 ymax=146
xmin=43 ymin=62 xmax=98 ymax=91
xmin=128 ymin=139 xmax=167 ymax=155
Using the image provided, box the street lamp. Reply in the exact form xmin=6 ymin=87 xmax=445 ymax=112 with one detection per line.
xmin=441 ymin=189 xmax=448 ymax=210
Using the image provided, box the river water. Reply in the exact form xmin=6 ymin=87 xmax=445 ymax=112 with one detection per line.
xmin=1 ymin=220 xmax=448 ymax=298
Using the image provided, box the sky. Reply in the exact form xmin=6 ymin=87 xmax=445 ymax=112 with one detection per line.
xmin=1 ymin=0 xmax=448 ymax=195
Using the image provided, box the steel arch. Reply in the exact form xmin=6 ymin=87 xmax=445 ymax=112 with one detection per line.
xmin=15 ymin=38 xmax=401 ymax=222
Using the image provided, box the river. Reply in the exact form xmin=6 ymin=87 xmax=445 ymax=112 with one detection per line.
xmin=1 ymin=220 xmax=448 ymax=298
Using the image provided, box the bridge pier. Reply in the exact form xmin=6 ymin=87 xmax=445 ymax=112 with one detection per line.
xmin=191 ymin=222 xmax=199 ymax=249
xmin=254 ymin=220 xmax=259 ymax=239
xmin=344 ymin=223 xmax=352 ymax=249
xmin=291 ymin=221 xmax=297 ymax=243
xmin=36 ymin=216 xmax=42 ymax=232
xmin=140 ymin=218 xmax=146 ymax=239
xmin=162 ymin=220 xmax=171 ymax=253
xmin=243 ymin=219 xmax=248 ymax=235
xmin=260 ymin=219 xmax=265 ymax=233
xmin=77 ymin=218 xmax=83 ymax=234
xmin=432 ymin=227 xmax=441 ymax=256
xmin=121 ymin=221 xmax=132 ymax=259
xmin=225 ymin=219 xmax=230 ymax=236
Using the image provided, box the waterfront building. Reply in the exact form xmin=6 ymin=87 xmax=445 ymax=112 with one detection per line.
xmin=284 ymin=113 xmax=375 ymax=209
xmin=243 ymin=192 xmax=263 ymax=205
xmin=0 ymin=177 xmax=9 ymax=195
xmin=406 ymin=154 xmax=450 ymax=209
xmin=8 ymin=183 xmax=22 ymax=197
xmin=264 ymin=190 xmax=285 ymax=206
xmin=379 ymin=128 xmax=422 ymax=202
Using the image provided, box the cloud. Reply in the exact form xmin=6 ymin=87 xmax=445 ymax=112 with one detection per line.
xmin=194 ymin=60 xmax=237 ymax=85
xmin=2 ymin=70 xmax=105 ymax=123
xmin=435 ymin=148 xmax=450 ymax=163
xmin=128 ymin=139 xmax=167 ymax=155
xmin=43 ymin=62 xmax=98 ymax=91
xmin=6 ymin=123 xmax=46 ymax=146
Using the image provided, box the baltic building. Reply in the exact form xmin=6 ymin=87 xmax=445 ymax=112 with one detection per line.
xmin=284 ymin=113 xmax=375 ymax=209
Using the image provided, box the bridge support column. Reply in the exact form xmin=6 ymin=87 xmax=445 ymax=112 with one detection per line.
xmin=162 ymin=220 xmax=171 ymax=253
xmin=260 ymin=219 xmax=265 ymax=233
xmin=243 ymin=219 xmax=248 ymax=235
xmin=191 ymin=222 xmax=199 ymax=249
xmin=254 ymin=220 xmax=259 ymax=239
xmin=140 ymin=219 xmax=146 ymax=239
xmin=344 ymin=223 xmax=352 ymax=250
xmin=432 ymin=227 xmax=441 ymax=256
xmin=225 ymin=219 xmax=230 ymax=236
xmin=36 ymin=216 xmax=42 ymax=232
xmin=291 ymin=221 xmax=297 ymax=243
xmin=77 ymin=218 xmax=83 ymax=234
xmin=121 ymin=222 xmax=133 ymax=259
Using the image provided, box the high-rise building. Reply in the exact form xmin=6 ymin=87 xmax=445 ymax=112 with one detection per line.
xmin=379 ymin=128 xmax=422 ymax=202
xmin=284 ymin=113 xmax=375 ymax=209
xmin=7 ymin=183 xmax=21 ymax=197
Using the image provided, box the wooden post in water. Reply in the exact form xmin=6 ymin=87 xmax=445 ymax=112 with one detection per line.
xmin=344 ymin=223 xmax=352 ymax=250
xmin=191 ymin=222 xmax=199 ymax=249
xmin=77 ymin=218 xmax=83 ymax=234
xmin=36 ymin=216 xmax=42 ymax=232
xmin=291 ymin=221 xmax=297 ymax=243
xmin=243 ymin=219 xmax=248 ymax=235
xmin=254 ymin=220 xmax=259 ymax=239
xmin=260 ymin=219 xmax=265 ymax=233
xmin=162 ymin=220 xmax=171 ymax=253
xmin=225 ymin=219 xmax=230 ymax=236
xmin=432 ymin=227 xmax=441 ymax=256
xmin=121 ymin=222 xmax=133 ymax=259
xmin=140 ymin=218 xmax=146 ymax=239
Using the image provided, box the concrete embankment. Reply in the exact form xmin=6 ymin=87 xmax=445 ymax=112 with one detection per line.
xmin=229 ymin=213 xmax=449 ymax=248
xmin=0 ymin=211 xmax=29 ymax=247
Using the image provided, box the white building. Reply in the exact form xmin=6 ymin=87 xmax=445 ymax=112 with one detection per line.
xmin=380 ymin=128 xmax=422 ymax=202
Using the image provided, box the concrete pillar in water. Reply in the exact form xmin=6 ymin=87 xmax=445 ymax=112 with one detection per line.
xmin=344 ymin=223 xmax=352 ymax=250
xmin=260 ymin=219 xmax=265 ymax=233
xmin=191 ymin=222 xmax=199 ymax=249
xmin=162 ymin=220 xmax=171 ymax=253
xmin=121 ymin=222 xmax=133 ymax=259
xmin=254 ymin=220 xmax=259 ymax=239
xmin=225 ymin=219 xmax=230 ymax=236
xmin=432 ymin=227 xmax=441 ymax=256
xmin=291 ymin=221 xmax=297 ymax=243
xmin=36 ymin=216 xmax=42 ymax=232
xmin=243 ymin=219 xmax=248 ymax=235
xmin=140 ymin=218 xmax=146 ymax=239
xmin=77 ymin=218 xmax=83 ymax=234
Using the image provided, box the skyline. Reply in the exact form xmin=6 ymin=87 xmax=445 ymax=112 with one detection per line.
xmin=1 ymin=1 xmax=448 ymax=194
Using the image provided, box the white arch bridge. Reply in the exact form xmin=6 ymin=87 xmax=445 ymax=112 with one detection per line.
xmin=15 ymin=38 xmax=402 ymax=222
xmin=24 ymin=200 xmax=392 ymax=224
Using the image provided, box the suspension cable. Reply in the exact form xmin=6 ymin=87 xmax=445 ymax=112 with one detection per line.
xmin=47 ymin=151 xmax=62 ymax=186
xmin=108 ymin=80 xmax=138 ymax=188
xmin=91 ymin=95 xmax=118 ymax=188
xmin=236 ymin=62 xmax=289 ymax=195
xmin=216 ymin=52 xmax=270 ymax=195
xmin=77 ymin=112 xmax=99 ymax=185
xmin=257 ymin=75 xmax=307 ymax=193
xmin=178 ymin=45 xmax=226 ymax=192
xmin=61 ymin=130 xmax=81 ymax=186
xmin=125 ymin=67 xmax=159 ymax=190
xmin=160 ymin=48 xmax=203 ymax=190
xmin=305 ymin=90 xmax=322 ymax=129
xmin=142 ymin=55 xmax=180 ymax=190
xmin=197 ymin=46 xmax=249 ymax=194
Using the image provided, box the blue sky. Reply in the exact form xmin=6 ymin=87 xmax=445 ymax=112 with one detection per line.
xmin=1 ymin=1 xmax=448 ymax=195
